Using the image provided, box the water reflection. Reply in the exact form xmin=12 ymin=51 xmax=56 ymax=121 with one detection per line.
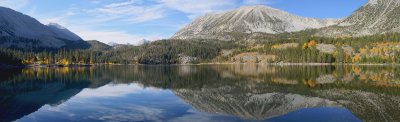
xmin=0 ymin=65 xmax=400 ymax=121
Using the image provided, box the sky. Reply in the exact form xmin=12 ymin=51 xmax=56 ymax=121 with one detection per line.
xmin=0 ymin=0 xmax=368 ymax=45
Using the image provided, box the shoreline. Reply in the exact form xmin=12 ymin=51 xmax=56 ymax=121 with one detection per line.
xmin=196 ymin=62 xmax=400 ymax=66
xmin=2 ymin=62 xmax=400 ymax=69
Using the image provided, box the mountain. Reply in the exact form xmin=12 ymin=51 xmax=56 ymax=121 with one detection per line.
xmin=0 ymin=7 xmax=83 ymax=49
xmin=46 ymin=23 xmax=82 ymax=41
xmin=174 ymin=88 xmax=339 ymax=120
xmin=139 ymin=39 xmax=151 ymax=45
xmin=85 ymin=40 xmax=112 ymax=51
xmin=317 ymin=0 xmax=400 ymax=37
xmin=172 ymin=5 xmax=338 ymax=40
xmin=107 ymin=42 xmax=119 ymax=46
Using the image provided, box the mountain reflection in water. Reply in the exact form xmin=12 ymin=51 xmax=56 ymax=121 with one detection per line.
xmin=1 ymin=65 xmax=400 ymax=122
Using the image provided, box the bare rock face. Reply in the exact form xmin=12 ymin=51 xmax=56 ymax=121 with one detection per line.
xmin=172 ymin=5 xmax=338 ymax=40
xmin=316 ymin=75 xmax=336 ymax=84
xmin=231 ymin=52 xmax=277 ymax=63
xmin=317 ymin=0 xmax=400 ymax=37
xmin=178 ymin=54 xmax=198 ymax=64
xmin=173 ymin=88 xmax=340 ymax=120
xmin=318 ymin=89 xmax=400 ymax=122
xmin=316 ymin=44 xmax=336 ymax=54
xmin=174 ymin=0 xmax=400 ymax=39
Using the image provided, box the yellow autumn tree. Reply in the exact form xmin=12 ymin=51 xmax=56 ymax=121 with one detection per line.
xmin=303 ymin=79 xmax=316 ymax=88
xmin=370 ymin=47 xmax=381 ymax=56
xmin=352 ymin=54 xmax=362 ymax=63
xmin=359 ymin=48 xmax=368 ymax=55
xmin=22 ymin=59 xmax=33 ymax=65
xmin=57 ymin=59 xmax=70 ymax=66
xmin=39 ymin=58 xmax=49 ymax=65
xmin=89 ymin=57 xmax=95 ymax=65
xmin=271 ymin=44 xmax=280 ymax=49
xmin=352 ymin=66 xmax=362 ymax=75
xmin=308 ymin=40 xmax=317 ymax=47
xmin=303 ymin=40 xmax=317 ymax=49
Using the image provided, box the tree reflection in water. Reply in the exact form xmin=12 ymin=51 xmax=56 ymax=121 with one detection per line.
xmin=1 ymin=65 xmax=400 ymax=121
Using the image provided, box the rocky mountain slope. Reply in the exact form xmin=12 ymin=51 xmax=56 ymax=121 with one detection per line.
xmin=173 ymin=86 xmax=400 ymax=121
xmin=172 ymin=5 xmax=338 ymax=40
xmin=46 ymin=23 xmax=82 ymax=41
xmin=317 ymin=0 xmax=400 ymax=37
xmin=174 ymin=88 xmax=340 ymax=120
xmin=0 ymin=7 xmax=83 ymax=49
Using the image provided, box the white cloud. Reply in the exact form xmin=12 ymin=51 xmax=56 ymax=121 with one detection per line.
xmin=158 ymin=0 xmax=274 ymax=19
xmin=0 ymin=0 xmax=276 ymax=45
xmin=242 ymin=0 xmax=273 ymax=5
xmin=89 ymin=0 xmax=102 ymax=4
xmin=24 ymin=2 xmax=165 ymax=45
xmin=105 ymin=0 xmax=141 ymax=8
xmin=88 ymin=0 xmax=275 ymax=22
xmin=169 ymin=108 xmax=231 ymax=122
xmin=119 ymin=5 xmax=164 ymax=24
xmin=160 ymin=0 xmax=237 ymax=18
xmin=92 ymin=0 xmax=240 ymax=21
xmin=71 ymin=0 xmax=264 ymax=44
xmin=76 ymin=83 xmax=162 ymax=98
xmin=73 ymin=0 xmax=237 ymax=43
xmin=90 ymin=1 xmax=165 ymax=24
xmin=0 ymin=0 xmax=29 ymax=10
xmin=40 ymin=11 xmax=75 ymax=25
xmin=69 ymin=26 xmax=162 ymax=45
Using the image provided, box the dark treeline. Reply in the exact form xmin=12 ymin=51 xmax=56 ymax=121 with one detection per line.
xmin=2 ymin=33 xmax=400 ymax=65
xmin=135 ymin=39 xmax=237 ymax=64
xmin=95 ymin=39 xmax=238 ymax=64
xmin=0 ymin=48 xmax=104 ymax=66
xmin=0 ymin=49 xmax=22 ymax=66
xmin=0 ymin=39 xmax=238 ymax=66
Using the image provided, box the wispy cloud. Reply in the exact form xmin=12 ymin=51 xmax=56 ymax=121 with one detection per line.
xmin=15 ymin=0 xmax=166 ymax=44
xmin=242 ymin=0 xmax=274 ymax=5
xmin=105 ymin=0 xmax=141 ymax=8
xmin=89 ymin=0 xmax=165 ymax=24
xmin=76 ymin=83 xmax=162 ymax=98
xmin=160 ymin=0 xmax=237 ymax=18
xmin=0 ymin=0 xmax=276 ymax=44
xmin=70 ymin=26 xmax=163 ymax=45
xmin=41 ymin=11 xmax=75 ymax=25
xmin=0 ymin=0 xmax=29 ymax=10
xmin=89 ymin=0 xmax=102 ymax=4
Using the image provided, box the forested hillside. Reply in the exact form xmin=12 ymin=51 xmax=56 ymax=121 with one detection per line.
xmin=0 ymin=39 xmax=237 ymax=66
xmin=2 ymin=33 xmax=400 ymax=66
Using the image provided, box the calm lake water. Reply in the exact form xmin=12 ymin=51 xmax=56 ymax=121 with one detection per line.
xmin=1 ymin=64 xmax=400 ymax=122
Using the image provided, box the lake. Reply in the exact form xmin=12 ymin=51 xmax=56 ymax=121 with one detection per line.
xmin=1 ymin=64 xmax=400 ymax=122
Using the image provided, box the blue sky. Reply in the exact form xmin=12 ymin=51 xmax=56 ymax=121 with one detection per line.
xmin=0 ymin=0 xmax=367 ymax=45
